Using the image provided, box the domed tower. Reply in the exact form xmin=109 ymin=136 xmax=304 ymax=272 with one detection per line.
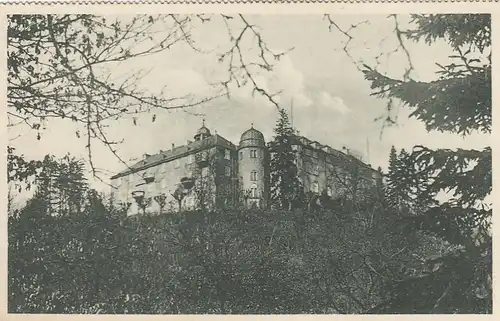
xmin=238 ymin=124 xmax=268 ymax=208
xmin=194 ymin=119 xmax=211 ymax=141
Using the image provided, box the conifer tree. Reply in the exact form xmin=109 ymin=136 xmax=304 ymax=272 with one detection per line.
xmin=386 ymin=146 xmax=414 ymax=212
xmin=385 ymin=146 xmax=400 ymax=209
xmin=269 ymin=108 xmax=302 ymax=210
xmin=364 ymin=14 xmax=491 ymax=313
xmin=35 ymin=155 xmax=89 ymax=216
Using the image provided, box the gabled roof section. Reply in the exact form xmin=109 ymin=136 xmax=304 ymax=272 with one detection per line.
xmin=111 ymin=134 xmax=236 ymax=179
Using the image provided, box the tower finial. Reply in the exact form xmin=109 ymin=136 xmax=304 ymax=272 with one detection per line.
xmin=202 ymin=118 xmax=205 ymax=126
xmin=251 ymin=122 xmax=254 ymax=128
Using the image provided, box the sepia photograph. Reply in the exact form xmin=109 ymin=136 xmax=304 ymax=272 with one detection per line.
xmin=6 ymin=9 xmax=492 ymax=314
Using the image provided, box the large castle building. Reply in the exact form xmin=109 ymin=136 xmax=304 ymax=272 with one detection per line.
xmin=110 ymin=122 xmax=382 ymax=216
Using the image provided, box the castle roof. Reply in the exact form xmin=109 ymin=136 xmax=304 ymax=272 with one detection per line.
xmin=239 ymin=126 xmax=265 ymax=149
xmin=269 ymin=134 xmax=379 ymax=175
xmin=111 ymin=134 xmax=235 ymax=179
xmin=111 ymin=127 xmax=380 ymax=180
xmin=195 ymin=125 xmax=211 ymax=137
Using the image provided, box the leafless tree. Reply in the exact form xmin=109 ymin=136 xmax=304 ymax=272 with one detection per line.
xmin=8 ymin=14 xmax=287 ymax=184
xmin=171 ymin=184 xmax=188 ymax=213
xmin=153 ymin=193 xmax=167 ymax=214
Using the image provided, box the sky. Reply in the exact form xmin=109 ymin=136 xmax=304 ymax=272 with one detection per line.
xmin=9 ymin=14 xmax=490 ymax=194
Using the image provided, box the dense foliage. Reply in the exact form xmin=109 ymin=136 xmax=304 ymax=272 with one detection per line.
xmin=364 ymin=14 xmax=492 ymax=313
xmin=10 ymin=193 xmax=427 ymax=314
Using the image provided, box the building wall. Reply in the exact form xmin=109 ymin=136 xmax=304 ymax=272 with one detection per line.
xmin=295 ymin=142 xmax=380 ymax=200
xmin=238 ymin=146 xmax=267 ymax=208
xmin=111 ymin=131 xmax=381 ymax=215
xmin=112 ymin=146 xmax=230 ymax=215
xmin=212 ymin=146 xmax=239 ymax=208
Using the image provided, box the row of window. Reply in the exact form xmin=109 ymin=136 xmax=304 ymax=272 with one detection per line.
xmin=240 ymin=149 xmax=259 ymax=159
xmin=225 ymin=148 xmax=261 ymax=160
xmin=206 ymin=167 xmax=261 ymax=181
xmin=232 ymin=148 xmax=355 ymax=165
xmin=304 ymin=149 xmax=319 ymax=158
xmin=131 ymin=167 xmax=258 ymax=181
xmin=116 ymin=178 xmax=336 ymax=202
xmin=140 ymin=149 xmax=261 ymax=175
xmin=197 ymin=148 xmax=260 ymax=163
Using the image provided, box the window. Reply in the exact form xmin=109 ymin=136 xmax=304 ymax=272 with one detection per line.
xmin=251 ymin=184 xmax=258 ymax=198
xmin=313 ymin=164 xmax=319 ymax=176
xmin=250 ymin=171 xmax=257 ymax=181
xmin=225 ymin=149 xmax=231 ymax=160
xmin=313 ymin=150 xmax=318 ymax=158
xmin=250 ymin=149 xmax=257 ymax=158
xmin=239 ymin=151 xmax=243 ymax=159
xmin=225 ymin=166 xmax=231 ymax=177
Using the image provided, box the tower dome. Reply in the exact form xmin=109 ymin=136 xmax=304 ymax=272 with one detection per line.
xmin=194 ymin=119 xmax=211 ymax=141
xmin=237 ymin=124 xmax=268 ymax=209
xmin=239 ymin=125 xmax=265 ymax=149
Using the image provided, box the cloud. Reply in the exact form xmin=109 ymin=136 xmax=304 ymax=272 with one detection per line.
xmin=318 ymin=92 xmax=351 ymax=115
xmin=228 ymin=54 xmax=312 ymax=109
xmin=271 ymin=55 xmax=313 ymax=107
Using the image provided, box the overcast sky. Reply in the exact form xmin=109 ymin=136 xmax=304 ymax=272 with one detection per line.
xmin=9 ymin=14 xmax=490 ymax=192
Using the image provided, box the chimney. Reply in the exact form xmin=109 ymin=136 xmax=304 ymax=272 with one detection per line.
xmin=171 ymin=143 xmax=175 ymax=149
xmin=143 ymin=153 xmax=150 ymax=159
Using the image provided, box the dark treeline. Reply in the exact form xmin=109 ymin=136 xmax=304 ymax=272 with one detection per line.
xmin=8 ymin=187 xmax=434 ymax=314
xmin=7 ymin=154 xmax=490 ymax=313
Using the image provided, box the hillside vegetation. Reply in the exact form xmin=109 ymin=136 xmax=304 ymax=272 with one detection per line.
xmin=9 ymin=193 xmax=439 ymax=314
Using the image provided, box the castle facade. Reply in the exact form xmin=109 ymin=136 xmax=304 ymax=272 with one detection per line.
xmin=110 ymin=122 xmax=381 ymax=216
